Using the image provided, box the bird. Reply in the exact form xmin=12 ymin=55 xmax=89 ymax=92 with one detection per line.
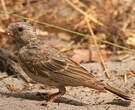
xmin=5 ymin=22 xmax=132 ymax=104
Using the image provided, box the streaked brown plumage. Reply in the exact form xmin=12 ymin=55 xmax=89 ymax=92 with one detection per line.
xmin=6 ymin=22 xmax=131 ymax=104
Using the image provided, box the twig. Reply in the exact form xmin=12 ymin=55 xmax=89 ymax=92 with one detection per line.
xmin=124 ymin=74 xmax=128 ymax=84
xmin=65 ymin=0 xmax=103 ymax=26
xmin=86 ymin=18 xmax=110 ymax=79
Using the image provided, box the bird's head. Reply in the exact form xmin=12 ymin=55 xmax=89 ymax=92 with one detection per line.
xmin=6 ymin=22 xmax=37 ymax=46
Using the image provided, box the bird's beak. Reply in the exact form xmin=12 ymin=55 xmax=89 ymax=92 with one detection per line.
xmin=4 ymin=29 xmax=14 ymax=37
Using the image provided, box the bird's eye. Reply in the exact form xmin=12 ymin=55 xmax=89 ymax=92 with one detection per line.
xmin=18 ymin=27 xmax=23 ymax=32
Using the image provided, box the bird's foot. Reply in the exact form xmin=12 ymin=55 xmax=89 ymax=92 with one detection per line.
xmin=37 ymin=92 xmax=63 ymax=105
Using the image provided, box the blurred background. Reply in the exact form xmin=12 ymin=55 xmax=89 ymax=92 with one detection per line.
xmin=0 ymin=0 xmax=135 ymax=64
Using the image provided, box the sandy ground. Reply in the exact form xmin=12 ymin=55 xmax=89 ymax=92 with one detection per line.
xmin=0 ymin=60 xmax=135 ymax=110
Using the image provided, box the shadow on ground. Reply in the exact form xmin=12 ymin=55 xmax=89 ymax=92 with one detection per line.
xmin=0 ymin=91 xmax=131 ymax=107
xmin=0 ymin=91 xmax=87 ymax=106
xmin=106 ymin=99 xmax=131 ymax=107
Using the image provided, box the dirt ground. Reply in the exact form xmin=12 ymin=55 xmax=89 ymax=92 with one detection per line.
xmin=0 ymin=60 xmax=134 ymax=110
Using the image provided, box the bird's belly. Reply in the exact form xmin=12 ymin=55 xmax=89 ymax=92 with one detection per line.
xmin=28 ymin=73 xmax=59 ymax=86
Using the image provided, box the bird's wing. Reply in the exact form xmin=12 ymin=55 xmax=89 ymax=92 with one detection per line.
xmin=31 ymin=49 xmax=97 ymax=86
xmin=19 ymin=44 xmax=98 ymax=87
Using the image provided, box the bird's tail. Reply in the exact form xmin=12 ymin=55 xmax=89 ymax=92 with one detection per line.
xmin=104 ymin=84 xmax=132 ymax=100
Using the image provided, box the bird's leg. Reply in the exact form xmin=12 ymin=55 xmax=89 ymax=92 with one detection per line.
xmin=38 ymin=87 xmax=66 ymax=105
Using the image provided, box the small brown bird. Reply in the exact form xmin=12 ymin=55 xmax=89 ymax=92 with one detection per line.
xmin=6 ymin=22 xmax=131 ymax=104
